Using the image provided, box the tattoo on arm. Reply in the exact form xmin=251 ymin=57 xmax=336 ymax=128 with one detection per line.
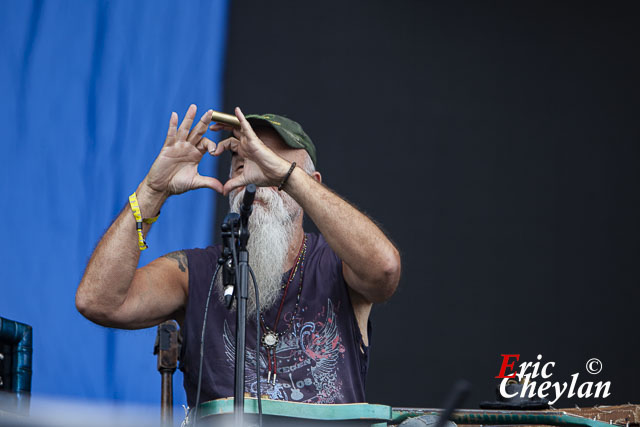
xmin=164 ymin=251 xmax=188 ymax=273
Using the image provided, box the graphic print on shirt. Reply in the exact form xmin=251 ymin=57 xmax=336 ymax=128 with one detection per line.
xmin=223 ymin=299 xmax=346 ymax=403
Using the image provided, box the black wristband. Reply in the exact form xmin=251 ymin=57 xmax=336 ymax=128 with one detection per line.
xmin=277 ymin=162 xmax=297 ymax=191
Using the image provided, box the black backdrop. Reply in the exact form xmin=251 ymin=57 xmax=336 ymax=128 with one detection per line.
xmin=215 ymin=1 xmax=640 ymax=408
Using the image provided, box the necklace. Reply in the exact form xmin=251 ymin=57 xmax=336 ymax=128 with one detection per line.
xmin=260 ymin=234 xmax=307 ymax=384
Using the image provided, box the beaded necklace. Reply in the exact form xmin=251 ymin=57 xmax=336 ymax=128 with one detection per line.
xmin=260 ymin=234 xmax=307 ymax=384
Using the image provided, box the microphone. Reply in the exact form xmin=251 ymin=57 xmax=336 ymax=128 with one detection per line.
xmin=240 ymin=184 xmax=256 ymax=214
xmin=220 ymin=213 xmax=240 ymax=309
xmin=240 ymin=184 xmax=256 ymax=230
xmin=223 ymin=286 xmax=234 ymax=307
xmin=221 ymin=248 xmax=235 ymax=308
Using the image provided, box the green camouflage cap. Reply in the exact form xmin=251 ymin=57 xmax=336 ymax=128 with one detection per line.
xmin=246 ymin=113 xmax=317 ymax=167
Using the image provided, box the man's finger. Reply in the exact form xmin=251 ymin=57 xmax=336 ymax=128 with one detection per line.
xmin=191 ymin=174 xmax=224 ymax=193
xmin=235 ymin=107 xmax=258 ymax=139
xmin=213 ymin=137 xmax=239 ymax=156
xmin=195 ymin=136 xmax=217 ymax=155
xmin=177 ymin=104 xmax=197 ymax=141
xmin=210 ymin=123 xmax=234 ymax=132
xmin=187 ymin=109 xmax=213 ymax=144
xmin=164 ymin=112 xmax=178 ymax=146
xmin=222 ymin=176 xmax=246 ymax=197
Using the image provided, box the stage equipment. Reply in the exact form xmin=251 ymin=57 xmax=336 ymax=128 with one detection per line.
xmin=221 ymin=213 xmax=240 ymax=309
xmin=154 ymin=320 xmax=180 ymax=427
xmin=480 ymin=380 xmax=549 ymax=410
xmin=193 ymin=397 xmax=632 ymax=427
xmin=216 ymin=184 xmax=258 ymax=427
xmin=0 ymin=317 xmax=32 ymax=415
xmin=211 ymin=110 xmax=240 ymax=128
xmin=434 ymin=380 xmax=470 ymax=427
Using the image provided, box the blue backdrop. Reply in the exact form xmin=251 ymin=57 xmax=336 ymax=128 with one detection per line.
xmin=0 ymin=0 xmax=228 ymax=415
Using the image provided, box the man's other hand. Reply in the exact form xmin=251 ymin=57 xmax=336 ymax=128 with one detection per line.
xmin=211 ymin=107 xmax=291 ymax=196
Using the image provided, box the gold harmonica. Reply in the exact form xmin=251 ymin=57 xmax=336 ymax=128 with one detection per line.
xmin=211 ymin=110 xmax=240 ymax=127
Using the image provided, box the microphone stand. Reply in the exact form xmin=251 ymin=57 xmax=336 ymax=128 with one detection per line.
xmin=221 ymin=184 xmax=256 ymax=427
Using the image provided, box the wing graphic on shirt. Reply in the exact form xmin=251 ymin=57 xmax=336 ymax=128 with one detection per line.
xmin=223 ymin=319 xmax=267 ymax=385
xmin=300 ymin=299 xmax=343 ymax=387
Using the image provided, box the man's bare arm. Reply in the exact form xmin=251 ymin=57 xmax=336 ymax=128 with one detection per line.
xmin=283 ymin=169 xmax=401 ymax=304
xmin=75 ymin=182 xmax=187 ymax=329
xmin=76 ymin=105 xmax=222 ymax=329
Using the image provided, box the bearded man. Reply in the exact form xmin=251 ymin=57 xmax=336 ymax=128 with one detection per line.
xmin=76 ymin=105 xmax=401 ymax=407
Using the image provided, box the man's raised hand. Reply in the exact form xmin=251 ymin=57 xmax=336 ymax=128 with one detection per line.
xmin=211 ymin=107 xmax=290 ymax=196
xmin=144 ymin=105 xmax=223 ymax=196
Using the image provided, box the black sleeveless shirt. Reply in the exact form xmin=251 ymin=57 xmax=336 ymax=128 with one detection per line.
xmin=180 ymin=233 xmax=370 ymax=407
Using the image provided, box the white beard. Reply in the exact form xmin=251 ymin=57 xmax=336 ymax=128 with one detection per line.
xmin=218 ymin=187 xmax=303 ymax=316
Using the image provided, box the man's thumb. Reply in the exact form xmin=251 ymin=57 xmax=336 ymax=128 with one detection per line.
xmin=191 ymin=175 xmax=223 ymax=193
xmin=222 ymin=176 xmax=245 ymax=197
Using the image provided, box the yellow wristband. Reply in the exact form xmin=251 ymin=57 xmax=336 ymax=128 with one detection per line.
xmin=143 ymin=215 xmax=159 ymax=224
xmin=128 ymin=192 xmax=160 ymax=250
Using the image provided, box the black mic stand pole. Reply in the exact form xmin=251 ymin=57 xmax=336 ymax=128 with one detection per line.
xmin=234 ymin=184 xmax=256 ymax=427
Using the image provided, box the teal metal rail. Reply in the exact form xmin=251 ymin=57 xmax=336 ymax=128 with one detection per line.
xmin=195 ymin=398 xmax=618 ymax=427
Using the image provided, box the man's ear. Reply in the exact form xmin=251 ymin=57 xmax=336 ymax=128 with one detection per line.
xmin=311 ymin=170 xmax=322 ymax=184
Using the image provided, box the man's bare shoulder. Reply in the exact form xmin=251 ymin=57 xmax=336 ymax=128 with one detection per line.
xmin=137 ymin=250 xmax=190 ymax=295
xmin=162 ymin=250 xmax=188 ymax=273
